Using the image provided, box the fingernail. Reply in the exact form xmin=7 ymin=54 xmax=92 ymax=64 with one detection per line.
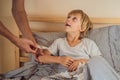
xmin=37 ymin=45 xmax=42 ymax=48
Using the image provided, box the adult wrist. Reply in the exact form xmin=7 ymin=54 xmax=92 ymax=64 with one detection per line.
xmin=10 ymin=35 xmax=20 ymax=47
xmin=23 ymin=34 xmax=36 ymax=44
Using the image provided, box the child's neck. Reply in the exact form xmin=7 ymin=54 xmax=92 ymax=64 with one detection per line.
xmin=66 ymin=32 xmax=81 ymax=47
xmin=67 ymin=32 xmax=80 ymax=41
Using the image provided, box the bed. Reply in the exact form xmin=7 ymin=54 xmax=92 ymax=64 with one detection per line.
xmin=11 ymin=16 xmax=120 ymax=80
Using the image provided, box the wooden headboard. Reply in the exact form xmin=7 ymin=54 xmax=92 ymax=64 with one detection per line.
xmin=28 ymin=16 xmax=120 ymax=24
xmin=15 ymin=16 xmax=120 ymax=68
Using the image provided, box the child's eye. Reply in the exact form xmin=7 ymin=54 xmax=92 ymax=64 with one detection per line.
xmin=67 ymin=16 xmax=70 ymax=19
xmin=72 ymin=17 xmax=77 ymax=21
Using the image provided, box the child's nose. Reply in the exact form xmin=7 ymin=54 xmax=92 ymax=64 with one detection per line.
xmin=66 ymin=18 xmax=71 ymax=23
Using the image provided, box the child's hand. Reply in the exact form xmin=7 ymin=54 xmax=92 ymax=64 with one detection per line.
xmin=68 ymin=59 xmax=88 ymax=72
xmin=35 ymin=48 xmax=51 ymax=60
xmin=35 ymin=48 xmax=44 ymax=58
xmin=68 ymin=60 xmax=79 ymax=72
xmin=59 ymin=56 xmax=74 ymax=67
xmin=37 ymin=55 xmax=49 ymax=64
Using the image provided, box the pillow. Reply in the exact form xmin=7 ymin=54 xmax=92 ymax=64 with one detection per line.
xmin=88 ymin=25 xmax=120 ymax=73
xmin=33 ymin=32 xmax=66 ymax=47
xmin=108 ymin=26 xmax=120 ymax=73
xmin=87 ymin=27 xmax=114 ymax=67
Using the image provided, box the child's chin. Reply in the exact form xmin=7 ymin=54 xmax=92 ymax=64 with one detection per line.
xmin=65 ymin=29 xmax=71 ymax=32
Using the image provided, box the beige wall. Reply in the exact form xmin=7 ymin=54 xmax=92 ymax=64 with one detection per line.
xmin=0 ymin=36 xmax=3 ymax=73
xmin=0 ymin=0 xmax=19 ymax=73
xmin=25 ymin=0 xmax=120 ymax=18
xmin=0 ymin=0 xmax=120 ymax=73
xmin=0 ymin=17 xmax=19 ymax=73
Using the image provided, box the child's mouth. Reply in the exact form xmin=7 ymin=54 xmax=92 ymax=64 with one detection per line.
xmin=65 ymin=23 xmax=71 ymax=27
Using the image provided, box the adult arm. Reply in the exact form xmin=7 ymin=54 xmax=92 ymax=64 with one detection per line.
xmin=0 ymin=21 xmax=37 ymax=53
xmin=12 ymin=0 xmax=36 ymax=44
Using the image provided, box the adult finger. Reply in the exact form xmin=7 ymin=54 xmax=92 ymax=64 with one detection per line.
xmin=27 ymin=48 xmax=37 ymax=53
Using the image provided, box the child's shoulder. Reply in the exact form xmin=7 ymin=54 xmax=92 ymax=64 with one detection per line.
xmin=82 ymin=38 xmax=96 ymax=44
xmin=54 ymin=37 xmax=65 ymax=42
xmin=83 ymin=38 xmax=93 ymax=41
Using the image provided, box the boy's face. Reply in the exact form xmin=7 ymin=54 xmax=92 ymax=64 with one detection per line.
xmin=65 ymin=13 xmax=82 ymax=32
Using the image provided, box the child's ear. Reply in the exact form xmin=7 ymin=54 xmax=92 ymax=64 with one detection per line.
xmin=80 ymin=28 xmax=86 ymax=32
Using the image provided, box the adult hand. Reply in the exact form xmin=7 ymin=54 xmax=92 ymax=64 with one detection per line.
xmin=16 ymin=38 xmax=38 ymax=53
